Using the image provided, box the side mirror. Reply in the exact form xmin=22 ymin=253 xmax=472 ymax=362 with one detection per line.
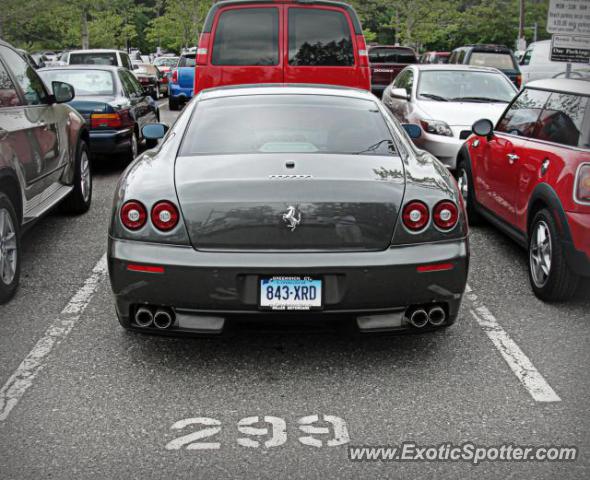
xmin=391 ymin=88 xmax=410 ymax=101
xmin=142 ymin=123 xmax=169 ymax=148
xmin=472 ymin=118 xmax=494 ymax=138
xmin=52 ymin=81 xmax=75 ymax=103
xmin=402 ymin=123 xmax=422 ymax=139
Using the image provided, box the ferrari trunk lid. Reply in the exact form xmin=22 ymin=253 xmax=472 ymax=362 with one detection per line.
xmin=174 ymin=153 xmax=405 ymax=251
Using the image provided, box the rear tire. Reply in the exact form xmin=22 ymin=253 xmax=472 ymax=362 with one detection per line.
xmin=126 ymin=130 xmax=139 ymax=163
xmin=151 ymin=84 xmax=160 ymax=100
xmin=0 ymin=193 xmax=20 ymax=304
xmin=62 ymin=141 xmax=92 ymax=214
xmin=168 ymin=96 xmax=180 ymax=111
xmin=456 ymin=157 xmax=481 ymax=225
xmin=528 ymin=209 xmax=579 ymax=301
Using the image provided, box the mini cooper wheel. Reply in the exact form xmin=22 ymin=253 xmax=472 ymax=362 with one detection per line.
xmin=62 ymin=141 xmax=92 ymax=214
xmin=456 ymin=157 xmax=480 ymax=225
xmin=0 ymin=193 xmax=20 ymax=304
xmin=168 ymin=96 xmax=180 ymax=111
xmin=528 ymin=209 xmax=579 ymax=301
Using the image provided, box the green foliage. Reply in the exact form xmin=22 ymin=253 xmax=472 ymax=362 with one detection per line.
xmin=2 ymin=0 xmax=550 ymax=54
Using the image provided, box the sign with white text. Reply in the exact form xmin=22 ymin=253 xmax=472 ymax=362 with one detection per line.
xmin=550 ymin=34 xmax=590 ymax=63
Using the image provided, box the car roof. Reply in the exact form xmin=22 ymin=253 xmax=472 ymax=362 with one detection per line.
xmin=68 ymin=49 xmax=126 ymax=54
xmin=526 ymin=78 xmax=590 ymax=95
xmin=410 ymin=64 xmax=503 ymax=74
xmin=198 ymin=84 xmax=376 ymax=101
xmin=38 ymin=65 xmax=124 ymax=72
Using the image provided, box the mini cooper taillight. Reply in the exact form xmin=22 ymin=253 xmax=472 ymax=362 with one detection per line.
xmin=121 ymin=201 xmax=147 ymax=230
xmin=151 ymin=201 xmax=179 ymax=231
xmin=433 ymin=201 xmax=459 ymax=230
xmin=402 ymin=201 xmax=429 ymax=231
xmin=576 ymin=164 xmax=590 ymax=203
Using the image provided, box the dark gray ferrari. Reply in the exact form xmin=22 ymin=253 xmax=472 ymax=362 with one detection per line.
xmin=107 ymin=85 xmax=469 ymax=335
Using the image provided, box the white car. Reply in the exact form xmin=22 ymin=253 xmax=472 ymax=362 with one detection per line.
xmin=382 ymin=65 xmax=518 ymax=170
xmin=59 ymin=49 xmax=134 ymax=70
xmin=520 ymin=40 xmax=588 ymax=84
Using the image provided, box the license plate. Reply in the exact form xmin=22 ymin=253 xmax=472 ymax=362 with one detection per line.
xmin=259 ymin=276 xmax=322 ymax=310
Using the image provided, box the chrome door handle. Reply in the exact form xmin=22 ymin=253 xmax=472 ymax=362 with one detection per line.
xmin=507 ymin=153 xmax=519 ymax=164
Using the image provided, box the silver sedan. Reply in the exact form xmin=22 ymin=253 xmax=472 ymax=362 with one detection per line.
xmin=382 ymin=64 xmax=518 ymax=170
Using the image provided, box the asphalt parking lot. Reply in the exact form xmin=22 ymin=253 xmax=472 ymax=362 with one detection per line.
xmin=0 ymin=101 xmax=588 ymax=479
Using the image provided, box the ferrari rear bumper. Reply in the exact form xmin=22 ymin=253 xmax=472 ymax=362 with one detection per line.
xmin=108 ymin=236 xmax=469 ymax=333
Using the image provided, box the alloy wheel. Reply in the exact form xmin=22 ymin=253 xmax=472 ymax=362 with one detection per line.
xmin=0 ymin=208 xmax=17 ymax=285
xmin=80 ymin=150 xmax=91 ymax=203
xmin=529 ymin=220 xmax=552 ymax=288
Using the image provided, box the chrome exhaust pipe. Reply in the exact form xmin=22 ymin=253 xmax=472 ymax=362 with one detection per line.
xmin=135 ymin=307 xmax=154 ymax=328
xmin=409 ymin=309 xmax=429 ymax=328
xmin=428 ymin=306 xmax=446 ymax=326
xmin=153 ymin=308 xmax=174 ymax=329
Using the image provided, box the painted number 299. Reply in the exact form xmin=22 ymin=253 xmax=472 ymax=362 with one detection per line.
xmin=165 ymin=415 xmax=349 ymax=450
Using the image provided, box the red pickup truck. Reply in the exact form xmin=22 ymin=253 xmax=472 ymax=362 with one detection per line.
xmin=368 ymin=45 xmax=418 ymax=98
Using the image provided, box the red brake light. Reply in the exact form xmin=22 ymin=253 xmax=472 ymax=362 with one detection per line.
xmin=576 ymin=164 xmax=590 ymax=203
xmin=433 ymin=201 xmax=459 ymax=230
xmin=515 ymin=75 xmax=522 ymax=89
xmin=196 ymin=33 xmax=210 ymax=66
xmin=91 ymin=113 xmax=122 ymax=129
xmin=151 ymin=201 xmax=179 ymax=231
xmin=356 ymin=34 xmax=369 ymax=67
xmin=171 ymin=69 xmax=178 ymax=84
xmin=121 ymin=201 xmax=147 ymax=230
xmin=402 ymin=201 xmax=429 ymax=231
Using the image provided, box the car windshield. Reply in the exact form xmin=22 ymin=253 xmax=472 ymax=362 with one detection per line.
xmin=38 ymin=69 xmax=115 ymax=96
xmin=468 ymin=52 xmax=516 ymax=70
xmin=154 ymin=57 xmax=178 ymax=67
xmin=69 ymin=52 xmax=118 ymax=66
xmin=369 ymin=47 xmax=417 ymax=64
xmin=180 ymin=94 xmax=396 ymax=156
xmin=134 ymin=64 xmax=156 ymax=75
xmin=417 ymin=70 xmax=516 ymax=102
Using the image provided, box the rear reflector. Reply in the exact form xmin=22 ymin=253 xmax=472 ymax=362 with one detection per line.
xmin=417 ymin=263 xmax=454 ymax=273
xmin=127 ymin=264 xmax=165 ymax=274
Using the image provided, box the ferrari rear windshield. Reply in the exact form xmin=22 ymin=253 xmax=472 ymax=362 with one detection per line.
xmin=179 ymin=94 xmax=396 ymax=156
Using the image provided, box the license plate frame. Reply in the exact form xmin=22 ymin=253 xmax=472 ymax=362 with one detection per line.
xmin=258 ymin=276 xmax=323 ymax=311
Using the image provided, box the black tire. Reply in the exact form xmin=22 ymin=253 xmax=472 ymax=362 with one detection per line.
xmin=125 ymin=129 xmax=139 ymax=163
xmin=151 ymin=84 xmax=160 ymax=100
xmin=61 ymin=141 xmax=92 ymax=214
xmin=0 ymin=193 xmax=21 ymax=304
xmin=168 ymin=96 xmax=180 ymax=111
xmin=528 ymin=209 xmax=579 ymax=301
xmin=456 ymin=156 xmax=481 ymax=225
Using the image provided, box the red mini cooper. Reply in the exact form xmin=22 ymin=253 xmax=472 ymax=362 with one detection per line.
xmin=456 ymin=79 xmax=590 ymax=301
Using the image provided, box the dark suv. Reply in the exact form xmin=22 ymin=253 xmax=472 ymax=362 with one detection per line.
xmin=449 ymin=44 xmax=521 ymax=88
xmin=0 ymin=40 xmax=92 ymax=303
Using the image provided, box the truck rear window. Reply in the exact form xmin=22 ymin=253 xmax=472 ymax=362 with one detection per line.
xmin=468 ymin=52 xmax=515 ymax=70
xmin=288 ymin=8 xmax=354 ymax=66
xmin=69 ymin=52 xmax=118 ymax=66
xmin=212 ymin=8 xmax=279 ymax=66
xmin=369 ymin=48 xmax=416 ymax=64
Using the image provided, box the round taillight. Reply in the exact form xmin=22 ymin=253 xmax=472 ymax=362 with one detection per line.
xmin=151 ymin=201 xmax=179 ymax=231
xmin=402 ymin=201 xmax=429 ymax=231
xmin=433 ymin=201 xmax=459 ymax=230
xmin=120 ymin=200 xmax=147 ymax=230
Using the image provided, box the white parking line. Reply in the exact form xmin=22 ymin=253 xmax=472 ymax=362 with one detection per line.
xmin=466 ymin=285 xmax=561 ymax=403
xmin=0 ymin=254 xmax=107 ymax=422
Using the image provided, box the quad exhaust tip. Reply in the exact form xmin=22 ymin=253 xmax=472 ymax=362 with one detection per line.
xmin=135 ymin=307 xmax=154 ymax=328
xmin=154 ymin=309 xmax=174 ymax=329
xmin=428 ymin=306 xmax=446 ymax=326
xmin=409 ymin=309 xmax=429 ymax=328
